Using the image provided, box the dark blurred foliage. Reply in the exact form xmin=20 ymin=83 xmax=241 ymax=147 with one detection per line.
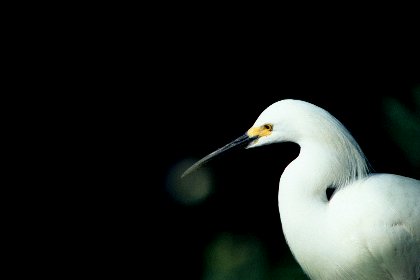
xmin=73 ymin=8 xmax=420 ymax=280
xmin=135 ymin=21 xmax=419 ymax=279
xmin=139 ymin=43 xmax=418 ymax=279
xmin=145 ymin=83 xmax=419 ymax=280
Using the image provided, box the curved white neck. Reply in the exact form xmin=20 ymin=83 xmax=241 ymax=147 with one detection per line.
xmin=277 ymin=141 xmax=344 ymax=273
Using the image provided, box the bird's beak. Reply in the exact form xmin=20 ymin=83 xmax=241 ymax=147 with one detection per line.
xmin=181 ymin=134 xmax=259 ymax=178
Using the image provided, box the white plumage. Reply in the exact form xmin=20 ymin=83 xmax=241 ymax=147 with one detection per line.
xmin=183 ymin=99 xmax=420 ymax=280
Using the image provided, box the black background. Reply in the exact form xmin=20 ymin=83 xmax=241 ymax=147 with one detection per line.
xmin=146 ymin=76 xmax=419 ymax=280
xmin=140 ymin=44 xmax=419 ymax=279
xmin=84 ymin=14 xmax=420 ymax=280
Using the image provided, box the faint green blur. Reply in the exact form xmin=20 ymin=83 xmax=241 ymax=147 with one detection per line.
xmin=203 ymin=232 xmax=308 ymax=280
xmin=166 ymin=158 xmax=214 ymax=205
xmin=382 ymin=85 xmax=420 ymax=168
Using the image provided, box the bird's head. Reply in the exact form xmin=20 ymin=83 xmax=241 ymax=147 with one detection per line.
xmin=182 ymin=100 xmax=303 ymax=178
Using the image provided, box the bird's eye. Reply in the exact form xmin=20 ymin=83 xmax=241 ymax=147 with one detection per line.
xmin=263 ymin=124 xmax=273 ymax=131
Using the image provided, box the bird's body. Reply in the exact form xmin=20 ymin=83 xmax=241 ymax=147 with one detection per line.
xmin=183 ymin=99 xmax=420 ymax=280
xmin=280 ymin=169 xmax=420 ymax=280
xmin=268 ymin=100 xmax=420 ymax=279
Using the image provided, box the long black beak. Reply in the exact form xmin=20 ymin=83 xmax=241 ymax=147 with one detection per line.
xmin=181 ymin=134 xmax=258 ymax=178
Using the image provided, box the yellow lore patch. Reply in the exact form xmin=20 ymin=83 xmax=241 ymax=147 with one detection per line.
xmin=247 ymin=124 xmax=272 ymax=138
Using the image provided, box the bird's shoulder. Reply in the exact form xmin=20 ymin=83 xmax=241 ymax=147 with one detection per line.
xmin=331 ymin=173 xmax=420 ymax=210
xmin=327 ymin=173 xmax=420 ymax=239
xmin=326 ymin=174 xmax=420 ymax=279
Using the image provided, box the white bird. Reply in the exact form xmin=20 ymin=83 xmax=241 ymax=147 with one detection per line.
xmin=182 ymin=99 xmax=420 ymax=280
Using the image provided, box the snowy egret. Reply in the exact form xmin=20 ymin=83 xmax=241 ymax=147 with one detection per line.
xmin=182 ymin=99 xmax=420 ymax=280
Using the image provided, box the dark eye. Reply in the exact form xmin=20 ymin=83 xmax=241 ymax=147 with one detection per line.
xmin=263 ymin=124 xmax=273 ymax=131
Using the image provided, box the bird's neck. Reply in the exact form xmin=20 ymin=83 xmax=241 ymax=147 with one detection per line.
xmin=277 ymin=142 xmax=338 ymax=275
xmin=277 ymin=140 xmax=366 ymax=274
xmin=279 ymin=142 xmax=334 ymax=208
